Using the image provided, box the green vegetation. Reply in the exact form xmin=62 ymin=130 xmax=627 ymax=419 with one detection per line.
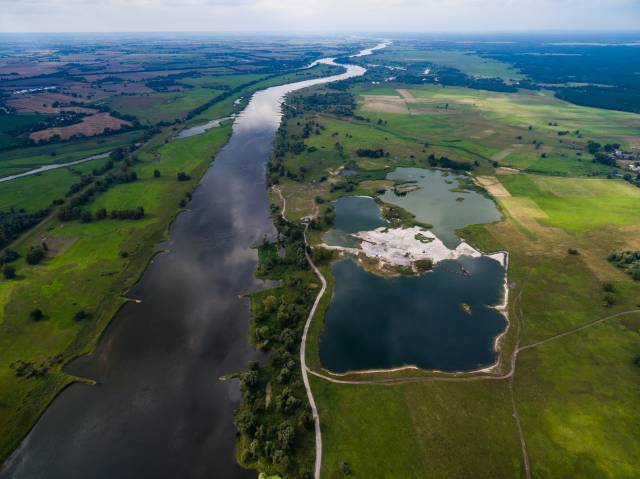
xmin=375 ymin=46 xmax=524 ymax=81
xmin=106 ymin=87 xmax=225 ymax=124
xmin=0 ymin=130 xmax=143 ymax=178
xmin=0 ymin=124 xmax=232 ymax=464
xmin=269 ymin=77 xmax=640 ymax=478
xmin=236 ymin=218 xmax=316 ymax=478
xmin=0 ymin=113 xmax=49 ymax=149
xmin=608 ymin=251 xmax=640 ymax=280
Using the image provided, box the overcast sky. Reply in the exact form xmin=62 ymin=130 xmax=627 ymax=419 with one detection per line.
xmin=1 ymin=0 xmax=639 ymax=33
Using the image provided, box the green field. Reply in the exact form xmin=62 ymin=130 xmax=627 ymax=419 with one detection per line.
xmin=268 ymin=80 xmax=640 ymax=477
xmin=0 ymin=130 xmax=143 ymax=178
xmin=0 ymin=113 xmax=49 ymax=149
xmin=373 ymin=45 xmax=525 ymax=81
xmin=105 ymin=87 xmax=225 ymax=124
xmin=353 ymin=83 xmax=640 ymax=175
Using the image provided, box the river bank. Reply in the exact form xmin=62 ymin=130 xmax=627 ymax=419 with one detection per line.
xmin=0 ymin=43 xmax=382 ymax=479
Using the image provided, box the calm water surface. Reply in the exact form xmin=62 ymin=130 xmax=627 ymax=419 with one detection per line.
xmin=1 ymin=52 xmax=369 ymax=479
xmin=380 ymin=167 xmax=502 ymax=247
xmin=320 ymin=257 xmax=507 ymax=372
xmin=318 ymin=173 xmax=506 ymax=373
xmin=322 ymin=196 xmax=386 ymax=247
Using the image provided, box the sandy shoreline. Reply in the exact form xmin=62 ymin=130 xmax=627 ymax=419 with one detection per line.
xmin=321 ymin=225 xmax=508 ymax=269
xmin=317 ymin=225 xmax=511 ymax=376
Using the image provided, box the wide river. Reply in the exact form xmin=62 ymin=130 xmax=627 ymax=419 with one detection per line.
xmin=0 ymin=48 xmax=372 ymax=479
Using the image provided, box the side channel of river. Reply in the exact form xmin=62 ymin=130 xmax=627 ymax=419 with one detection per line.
xmin=0 ymin=46 xmax=377 ymax=479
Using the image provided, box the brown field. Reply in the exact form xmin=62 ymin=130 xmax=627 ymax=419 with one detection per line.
xmin=361 ymin=95 xmax=408 ymax=113
xmin=0 ymin=61 xmax=67 ymax=79
xmin=29 ymin=113 xmax=132 ymax=141
xmin=109 ymin=95 xmax=167 ymax=109
xmin=8 ymin=93 xmax=97 ymax=114
xmin=98 ymin=83 xmax=155 ymax=95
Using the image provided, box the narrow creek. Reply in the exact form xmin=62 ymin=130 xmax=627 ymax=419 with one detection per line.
xmin=0 ymin=47 xmax=375 ymax=479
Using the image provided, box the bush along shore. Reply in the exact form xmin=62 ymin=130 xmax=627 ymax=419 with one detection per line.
xmin=234 ymin=212 xmax=317 ymax=478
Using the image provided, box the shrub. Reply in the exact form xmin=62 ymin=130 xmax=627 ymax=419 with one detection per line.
xmin=74 ymin=310 xmax=89 ymax=321
xmin=602 ymin=292 xmax=616 ymax=307
xmin=3 ymin=264 xmax=16 ymax=279
xmin=30 ymin=309 xmax=44 ymax=321
xmin=567 ymin=248 xmax=579 ymax=255
xmin=602 ymin=282 xmax=615 ymax=293
xmin=154 ymin=169 xmax=161 ymax=178
xmin=26 ymin=246 xmax=45 ymax=265
xmin=176 ymin=171 xmax=191 ymax=181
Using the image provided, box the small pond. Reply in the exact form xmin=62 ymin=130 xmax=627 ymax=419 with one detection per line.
xmin=379 ymin=167 xmax=502 ymax=247
xmin=322 ymin=196 xmax=387 ymax=247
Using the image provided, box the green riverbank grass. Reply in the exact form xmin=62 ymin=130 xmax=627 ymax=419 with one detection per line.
xmin=0 ymin=124 xmax=231 ymax=463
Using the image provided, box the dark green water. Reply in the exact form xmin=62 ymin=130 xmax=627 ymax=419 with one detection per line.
xmin=380 ymin=167 xmax=502 ymax=247
xmin=320 ymin=257 xmax=507 ymax=372
xmin=322 ymin=196 xmax=387 ymax=247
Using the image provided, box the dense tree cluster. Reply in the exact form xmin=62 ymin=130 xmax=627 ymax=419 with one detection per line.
xmin=608 ymin=251 xmax=640 ymax=280
xmin=427 ymin=153 xmax=474 ymax=171
xmin=9 ymin=354 xmax=63 ymax=379
xmin=356 ymin=148 xmax=386 ymax=158
xmin=0 ymin=209 xmax=50 ymax=250
xmin=292 ymin=90 xmax=355 ymax=116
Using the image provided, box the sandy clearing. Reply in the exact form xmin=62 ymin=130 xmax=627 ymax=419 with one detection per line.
xmin=476 ymin=176 xmax=512 ymax=197
xmin=396 ymin=88 xmax=417 ymax=102
xmin=360 ymin=94 xmax=408 ymax=113
xmin=321 ymin=226 xmax=507 ymax=271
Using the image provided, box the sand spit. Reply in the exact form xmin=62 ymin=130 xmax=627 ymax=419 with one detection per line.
xmin=321 ymin=226 xmax=507 ymax=270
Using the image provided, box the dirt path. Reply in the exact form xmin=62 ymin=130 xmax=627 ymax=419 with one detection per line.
xmin=492 ymin=147 xmax=514 ymax=162
xmin=275 ymin=185 xmax=324 ymax=479
xmin=305 ymin=309 xmax=640 ymax=385
xmin=302 ymin=234 xmax=327 ymax=479
xmin=396 ymin=88 xmax=417 ymax=102
xmin=476 ymin=176 xmax=512 ymax=197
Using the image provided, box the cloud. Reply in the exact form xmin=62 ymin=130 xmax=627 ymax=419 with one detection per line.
xmin=0 ymin=0 xmax=638 ymax=32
